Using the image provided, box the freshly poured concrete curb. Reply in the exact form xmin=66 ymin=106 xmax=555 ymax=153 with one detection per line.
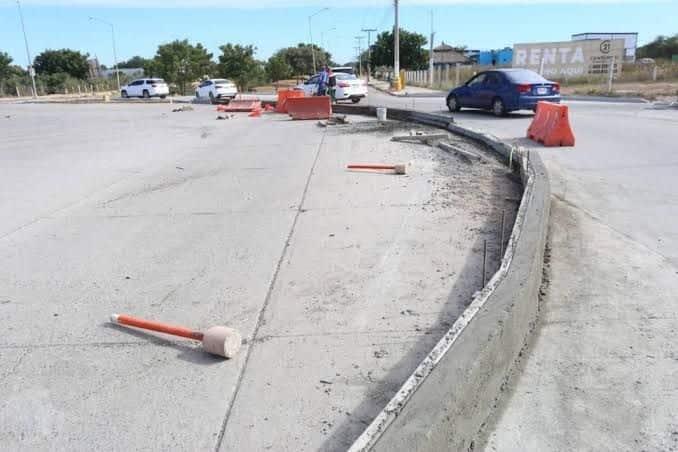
xmin=334 ymin=105 xmax=550 ymax=451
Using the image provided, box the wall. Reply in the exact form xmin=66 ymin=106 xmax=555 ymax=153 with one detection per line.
xmin=513 ymin=39 xmax=625 ymax=77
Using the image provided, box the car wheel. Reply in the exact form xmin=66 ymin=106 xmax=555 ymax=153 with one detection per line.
xmin=492 ymin=97 xmax=506 ymax=117
xmin=447 ymin=94 xmax=461 ymax=112
xmin=209 ymin=92 xmax=215 ymax=104
xmin=142 ymin=90 xmax=150 ymax=99
xmin=160 ymin=95 xmax=166 ymax=99
xmin=121 ymin=90 xmax=128 ymax=98
xmin=351 ymin=97 xmax=361 ymax=104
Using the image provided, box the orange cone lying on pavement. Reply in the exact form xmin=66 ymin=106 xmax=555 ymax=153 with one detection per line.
xmin=110 ymin=313 xmax=241 ymax=358
xmin=347 ymin=163 xmax=407 ymax=175
xmin=248 ymin=107 xmax=262 ymax=117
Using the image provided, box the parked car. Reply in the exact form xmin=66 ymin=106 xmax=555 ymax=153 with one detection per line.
xmin=331 ymin=66 xmax=355 ymax=75
xmin=296 ymin=73 xmax=367 ymax=103
xmin=446 ymin=68 xmax=560 ymax=116
xmin=195 ymin=79 xmax=238 ymax=103
xmin=120 ymin=78 xmax=169 ymax=99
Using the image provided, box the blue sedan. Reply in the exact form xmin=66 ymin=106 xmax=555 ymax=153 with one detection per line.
xmin=446 ymin=68 xmax=561 ymax=116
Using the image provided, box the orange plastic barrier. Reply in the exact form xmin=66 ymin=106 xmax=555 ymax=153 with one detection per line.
xmin=276 ymin=89 xmax=305 ymax=113
xmin=527 ymin=101 xmax=575 ymax=147
xmin=216 ymin=100 xmax=261 ymax=112
xmin=286 ymin=96 xmax=332 ymax=120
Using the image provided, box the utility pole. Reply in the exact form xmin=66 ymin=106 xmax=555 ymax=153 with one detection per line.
xmin=428 ymin=10 xmax=435 ymax=88
xmin=89 ymin=16 xmax=121 ymax=92
xmin=308 ymin=7 xmax=329 ymax=74
xmin=16 ymin=0 xmax=37 ymax=98
xmin=392 ymin=0 xmax=400 ymax=90
xmin=361 ymin=28 xmax=377 ymax=82
xmin=354 ymin=36 xmax=364 ymax=78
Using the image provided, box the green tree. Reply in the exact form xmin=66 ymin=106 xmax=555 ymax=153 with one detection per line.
xmin=0 ymin=52 xmax=14 ymax=81
xmin=217 ymin=44 xmax=262 ymax=91
xmin=271 ymin=44 xmax=333 ymax=76
xmin=33 ymin=49 xmax=89 ymax=79
xmin=370 ymin=29 xmax=429 ymax=71
xmin=637 ymin=34 xmax=678 ymax=59
xmin=118 ymin=55 xmax=151 ymax=69
xmin=148 ymin=39 xmax=213 ymax=94
xmin=265 ymin=54 xmax=292 ymax=82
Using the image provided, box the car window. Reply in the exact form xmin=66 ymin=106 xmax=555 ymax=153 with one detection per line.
xmin=334 ymin=73 xmax=357 ymax=80
xmin=485 ymin=73 xmax=502 ymax=86
xmin=503 ymin=70 xmax=549 ymax=84
xmin=212 ymin=79 xmax=229 ymax=84
xmin=467 ymin=74 xmax=486 ymax=87
xmin=130 ymin=80 xmax=143 ymax=86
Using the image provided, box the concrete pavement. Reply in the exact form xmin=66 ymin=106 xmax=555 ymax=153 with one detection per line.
xmin=367 ymin=88 xmax=678 ymax=450
xmin=0 ymin=103 xmax=519 ymax=450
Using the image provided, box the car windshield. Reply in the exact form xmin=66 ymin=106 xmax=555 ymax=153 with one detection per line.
xmin=149 ymin=79 xmax=165 ymax=84
xmin=212 ymin=79 xmax=231 ymax=84
xmin=334 ymin=73 xmax=357 ymax=80
xmin=503 ymin=70 xmax=549 ymax=83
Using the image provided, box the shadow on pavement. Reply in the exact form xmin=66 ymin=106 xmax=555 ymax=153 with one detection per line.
xmin=102 ymin=322 xmax=226 ymax=365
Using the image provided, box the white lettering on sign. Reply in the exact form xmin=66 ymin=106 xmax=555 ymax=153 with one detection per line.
xmin=572 ymin=47 xmax=585 ymax=64
xmin=558 ymin=47 xmax=572 ymax=64
xmin=542 ymin=48 xmax=557 ymax=65
xmin=529 ymin=49 xmax=542 ymax=65
xmin=515 ymin=49 xmax=527 ymax=65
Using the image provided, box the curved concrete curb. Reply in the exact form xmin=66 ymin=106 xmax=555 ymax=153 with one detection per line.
xmin=333 ymin=105 xmax=550 ymax=451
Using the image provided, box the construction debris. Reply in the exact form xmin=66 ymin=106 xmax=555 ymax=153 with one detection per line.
xmin=391 ymin=133 xmax=448 ymax=145
xmin=316 ymin=114 xmax=351 ymax=128
xmin=216 ymin=114 xmax=235 ymax=120
xmin=172 ymin=105 xmax=194 ymax=112
xmin=437 ymin=141 xmax=482 ymax=162
xmin=110 ymin=313 xmax=242 ymax=359
xmin=346 ymin=163 xmax=407 ymax=175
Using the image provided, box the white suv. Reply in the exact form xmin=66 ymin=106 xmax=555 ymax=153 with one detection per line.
xmin=121 ymin=79 xmax=169 ymax=99
xmin=195 ymin=79 xmax=238 ymax=103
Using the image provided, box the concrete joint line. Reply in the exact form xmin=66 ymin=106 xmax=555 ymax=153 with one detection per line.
xmin=213 ymin=130 xmax=328 ymax=451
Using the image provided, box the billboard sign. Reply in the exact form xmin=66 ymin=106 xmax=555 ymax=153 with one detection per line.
xmin=513 ymin=39 xmax=625 ymax=77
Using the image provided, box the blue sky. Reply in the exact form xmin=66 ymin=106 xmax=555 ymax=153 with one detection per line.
xmin=1 ymin=1 xmax=676 ymax=68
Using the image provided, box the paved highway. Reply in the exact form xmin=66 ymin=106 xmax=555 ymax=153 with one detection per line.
xmin=367 ymin=89 xmax=678 ymax=451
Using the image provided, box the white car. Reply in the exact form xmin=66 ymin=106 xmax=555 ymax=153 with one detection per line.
xmin=195 ymin=79 xmax=238 ymax=103
xmin=120 ymin=78 xmax=169 ymax=99
xmin=297 ymin=73 xmax=367 ymax=103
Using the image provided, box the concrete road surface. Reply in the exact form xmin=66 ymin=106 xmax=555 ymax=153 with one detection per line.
xmin=367 ymin=89 xmax=678 ymax=450
xmin=0 ymin=103 xmax=519 ymax=451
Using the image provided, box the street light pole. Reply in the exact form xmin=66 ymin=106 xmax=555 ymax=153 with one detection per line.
xmin=361 ymin=28 xmax=376 ymax=83
xmin=89 ymin=16 xmax=120 ymax=92
xmin=308 ymin=7 xmax=329 ymax=74
xmin=16 ymin=0 xmax=37 ymax=98
xmin=393 ymin=0 xmax=400 ymax=90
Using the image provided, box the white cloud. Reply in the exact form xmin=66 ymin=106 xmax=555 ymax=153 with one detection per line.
xmin=4 ymin=0 xmax=658 ymax=7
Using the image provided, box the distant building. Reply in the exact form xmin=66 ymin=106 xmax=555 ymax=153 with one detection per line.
xmin=463 ymin=49 xmax=481 ymax=64
xmin=572 ymin=33 xmax=638 ymax=61
xmin=478 ymin=48 xmax=513 ymax=66
xmin=432 ymin=43 xmax=470 ymax=68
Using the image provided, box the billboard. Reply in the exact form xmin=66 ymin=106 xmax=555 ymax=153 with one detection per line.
xmin=513 ymin=39 xmax=625 ymax=78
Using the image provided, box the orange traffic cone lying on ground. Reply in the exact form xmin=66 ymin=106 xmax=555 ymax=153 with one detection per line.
xmin=110 ymin=313 xmax=241 ymax=358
